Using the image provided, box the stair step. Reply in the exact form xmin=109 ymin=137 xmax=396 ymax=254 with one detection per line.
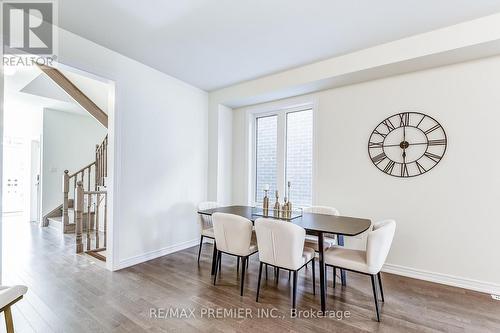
xmin=48 ymin=216 xmax=62 ymax=223
xmin=47 ymin=214 xmax=92 ymax=234
xmin=47 ymin=216 xmax=63 ymax=231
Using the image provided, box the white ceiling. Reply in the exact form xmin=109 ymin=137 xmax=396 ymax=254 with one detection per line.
xmin=58 ymin=0 xmax=500 ymax=91
xmin=4 ymin=65 xmax=84 ymax=117
xmin=4 ymin=62 xmax=110 ymax=118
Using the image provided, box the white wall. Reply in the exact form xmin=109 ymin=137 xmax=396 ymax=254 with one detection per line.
xmin=41 ymin=108 xmax=106 ymax=215
xmin=3 ymin=101 xmax=42 ymax=139
xmin=217 ymin=104 xmax=233 ymax=205
xmin=57 ymin=28 xmax=208 ymax=269
xmin=208 ymin=13 xmax=500 ymax=204
xmin=231 ymin=56 xmax=500 ymax=291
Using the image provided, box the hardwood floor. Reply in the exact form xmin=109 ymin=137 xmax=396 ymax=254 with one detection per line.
xmin=2 ymin=217 xmax=499 ymax=332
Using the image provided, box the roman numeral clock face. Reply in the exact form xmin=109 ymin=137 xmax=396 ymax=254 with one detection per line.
xmin=368 ymin=112 xmax=447 ymax=177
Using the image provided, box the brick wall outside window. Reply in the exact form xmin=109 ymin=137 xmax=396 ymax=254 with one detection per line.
xmin=286 ymin=110 xmax=313 ymax=207
xmin=255 ymin=115 xmax=277 ymax=202
xmin=254 ymin=109 xmax=313 ymax=207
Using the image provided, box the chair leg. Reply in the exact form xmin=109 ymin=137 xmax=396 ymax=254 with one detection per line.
xmin=246 ymin=258 xmax=249 ymax=269
xmin=338 ymin=235 xmax=347 ymax=287
xmin=333 ymin=267 xmax=336 ymax=288
xmin=213 ymin=250 xmax=219 ymax=285
xmin=275 ymin=268 xmax=280 ymax=283
xmin=371 ymin=274 xmax=381 ymax=322
xmin=325 ymin=265 xmax=328 ymax=294
xmin=256 ymin=262 xmax=263 ymax=302
xmin=265 ymin=264 xmax=268 ymax=280
xmin=197 ymin=235 xmax=204 ymax=263
xmin=211 ymin=242 xmax=217 ymax=275
xmin=237 ymin=257 xmax=240 ymax=274
xmin=377 ymin=272 xmax=385 ymax=302
xmin=219 ymin=252 xmax=222 ymax=271
xmin=341 ymin=269 xmax=347 ymax=286
xmin=4 ymin=306 xmax=14 ymax=333
xmin=312 ymin=258 xmax=316 ymax=295
xmin=288 ymin=271 xmax=291 ymax=280
xmin=240 ymin=257 xmax=247 ymax=296
xmin=292 ymin=271 xmax=298 ymax=309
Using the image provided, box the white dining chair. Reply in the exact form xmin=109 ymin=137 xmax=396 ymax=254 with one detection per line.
xmin=0 ymin=285 xmax=28 ymax=333
xmin=212 ymin=213 xmax=258 ymax=296
xmin=324 ymin=220 xmax=396 ymax=321
xmin=197 ymin=201 xmax=219 ymax=263
xmin=254 ymin=218 xmax=316 ymax=309
xmin=303 ymin=206 xmax=340 ymax=251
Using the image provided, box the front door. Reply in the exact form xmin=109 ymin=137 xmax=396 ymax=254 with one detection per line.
xmin=2 ymin=138 xmax=25 ymax=214
xmin=30 ymin=140 xmax=41 ymax=223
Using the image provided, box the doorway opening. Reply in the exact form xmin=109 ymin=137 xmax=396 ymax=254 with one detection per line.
xmin=2 ymin=59 xmax=115 ymax=271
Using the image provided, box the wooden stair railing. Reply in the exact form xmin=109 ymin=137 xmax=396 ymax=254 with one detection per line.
xmin=96 ymin=135 xmax=108 ymax=188
xmin=62 ymin=161 xmax=94 ymax=233
xmin=37 ymin=64 xmax=108 ymax=128
xmin=75 ymin=181 xmax=107 ymax=259
xmin=62 ymin=135 xmax=108 ymax=234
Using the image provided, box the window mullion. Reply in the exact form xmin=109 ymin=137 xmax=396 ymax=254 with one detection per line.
xmin=276 ymin=112 xmax=286 ymax=199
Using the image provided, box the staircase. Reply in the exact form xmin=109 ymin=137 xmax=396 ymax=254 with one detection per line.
xmin=43 ymin=135 xmax=108 ymax=233
xmin=42 ymin=135 xmax=108 ymax=260
xmin=38 ymin=64 xmax=109 ymax=259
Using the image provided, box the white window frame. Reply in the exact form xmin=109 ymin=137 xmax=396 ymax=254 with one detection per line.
xmin=248 ymin=99 xmax=317 ymax=207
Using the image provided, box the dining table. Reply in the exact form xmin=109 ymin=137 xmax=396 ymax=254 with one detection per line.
xmin=197 ymin=205 xmax=372 ymax=312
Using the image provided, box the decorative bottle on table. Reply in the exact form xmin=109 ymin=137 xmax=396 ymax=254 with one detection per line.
xmin=262 ymin=184 xmax=270 ymax=216
xmin=286 ymin=181 xmax=292 ymax=217
xmin=273 ymin=190 xmax=280 ymax=217
xmin=282 ymin=197 xmax=289 ymax=219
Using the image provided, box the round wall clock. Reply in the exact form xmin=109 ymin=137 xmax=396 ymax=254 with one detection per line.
xmin=368 ymin=112 xmax=447 ymax=178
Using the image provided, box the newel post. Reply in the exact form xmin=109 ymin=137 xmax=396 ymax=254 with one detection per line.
xmin=75 ymin=181 xmax=84 ymax=253
xmin=62 ymin=170 xmax=69 ymax=227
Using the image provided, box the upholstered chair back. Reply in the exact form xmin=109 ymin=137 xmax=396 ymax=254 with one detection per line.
xmin=198 ymin=201 xmax=218 ymax=231
xmin=302 ymin=206 xmax=340 ymax=216
xmin=255 ymin=218 xmax=306 ymax=270
xmin=212 ymin=213 xmax=253 ymax=256
xmin=303 ymin=206 xmax=340 ymax=239
xmin=366 ymin=220 xmax=396 ymax=273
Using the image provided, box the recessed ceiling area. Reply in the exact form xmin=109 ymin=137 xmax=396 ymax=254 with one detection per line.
xmin=58 ymin=0 xmax=500 ymax=91
xmin=4 ymin=63 xmax=110 ymax=119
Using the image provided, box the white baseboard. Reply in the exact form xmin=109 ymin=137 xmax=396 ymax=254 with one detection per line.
xmin=383 ymin=263 xmax=500 ymax=295
xmin=114 ymin=244 xmax=500 ymax=295
xmin=115 ymin=238 xmax=200 ymax=270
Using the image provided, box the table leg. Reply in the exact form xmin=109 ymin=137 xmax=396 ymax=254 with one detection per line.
xmin=338 ymin=235 xmax=347 ymax=285
xmin=318 ymin=232 xmax=326 ymax=312
xmin=211 ymin=241 xmax=217 ymax=275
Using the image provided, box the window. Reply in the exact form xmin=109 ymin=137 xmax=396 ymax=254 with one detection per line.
xmin=254 ymin=107 xmax=313 ymax=206
xmin=286 ymin=110 xmax=313 ymax=207
xmin=255 ymin=115 xmax=278 ymax=203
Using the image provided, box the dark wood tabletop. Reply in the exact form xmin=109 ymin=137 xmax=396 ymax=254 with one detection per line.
xmin=198 ymin=205 xmax=371 ymax=236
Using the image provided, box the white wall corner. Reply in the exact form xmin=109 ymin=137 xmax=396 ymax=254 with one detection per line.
xmin=207 ymin=100 xmax=220 ymax=201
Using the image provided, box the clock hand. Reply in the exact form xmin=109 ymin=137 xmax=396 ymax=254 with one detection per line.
xmin=383 ymin=142 xmax=427 ymax=148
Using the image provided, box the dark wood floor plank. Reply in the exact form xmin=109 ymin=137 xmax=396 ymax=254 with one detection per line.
xmin=2 ymin=217 xmax=499 ymax=333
